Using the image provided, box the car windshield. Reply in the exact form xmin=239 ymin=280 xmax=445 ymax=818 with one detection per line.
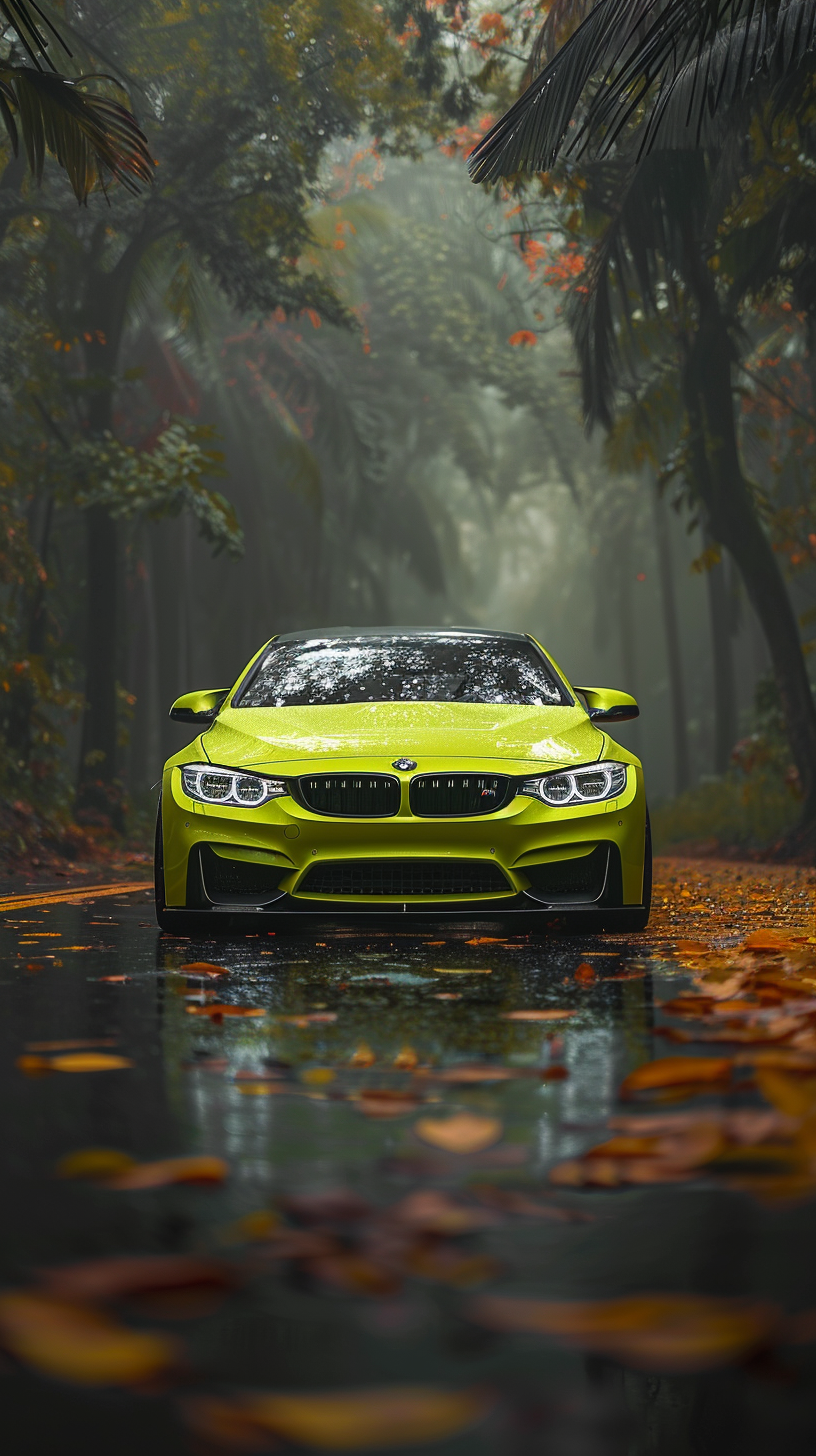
xmin=238 ymin=635 xmax=567 ymax=708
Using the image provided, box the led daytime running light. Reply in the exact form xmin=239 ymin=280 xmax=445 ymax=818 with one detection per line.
xmin=181 ymin=763 xmax=288 ymax=807
xmin=520 ymin=761 xmax=627 ymax=807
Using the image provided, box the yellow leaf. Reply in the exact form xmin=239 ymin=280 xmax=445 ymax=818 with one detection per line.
xmin=0 ymin=1292 xmax=177 ymax=1385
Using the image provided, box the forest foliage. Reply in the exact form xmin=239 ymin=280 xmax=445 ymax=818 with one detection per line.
xmin=0 ymin=0 xmax=813 ymax=854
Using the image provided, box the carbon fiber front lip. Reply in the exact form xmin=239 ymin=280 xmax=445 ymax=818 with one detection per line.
xmin=163 ymin=890 xmax=646 ymax=921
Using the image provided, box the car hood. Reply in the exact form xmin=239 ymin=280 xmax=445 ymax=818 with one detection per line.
xmin=203 ymin=701 xmax=604 ymax=770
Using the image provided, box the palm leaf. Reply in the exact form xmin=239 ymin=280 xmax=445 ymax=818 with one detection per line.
xmin=468 ymin=0 xmax=816 ymax=181
xmin=0 ymin=0 xmax=71 ymax=70
xmin=568 ymin=149 xmax=709 ymax=425
xmin=1 ymin=67 xmax=152 ymax=199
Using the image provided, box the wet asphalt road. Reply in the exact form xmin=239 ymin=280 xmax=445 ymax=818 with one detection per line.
xmin=1 ymin=888 xmax=816 ymax=1455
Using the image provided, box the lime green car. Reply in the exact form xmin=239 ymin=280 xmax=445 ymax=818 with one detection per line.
xmin=155 ymin=628 xmax=650 ymax=933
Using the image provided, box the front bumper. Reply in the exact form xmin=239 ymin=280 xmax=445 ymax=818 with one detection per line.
xmin=160 ymin=752 xmax=646 ymax=913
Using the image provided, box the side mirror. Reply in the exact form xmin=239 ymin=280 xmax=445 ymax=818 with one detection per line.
xmin=575 ymin=686 xmax=639 ymax=724
xmin=169 ymin=689 xmax=229 ymax=724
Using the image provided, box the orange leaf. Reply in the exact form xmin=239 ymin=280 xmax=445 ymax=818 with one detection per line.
xmin=414 ymin=1113 xmax=502 ymax=1154
xmin=190 ymin=1386 xmax=494 ymax=1449
xmin=0 ymin=1291 xmax=177 ymax=1386
xmin=349 ymin=1043 xmax=376 ymax=1067
xmin=574 ymin=963 xmax=596 ymax=984
xmin=56 ymin=1148 xmax=136 ymax=1180
xmin=470 ymin=1293 xmax=776 ymax=1371
xmin=743 ymin=931 xmax=796 ymax=952
xmin=180 ymin=961 xmax=230 ymax=976
xmin=357 ymin=1089 xmax=420 ymax=1118
xmin=502 ymin=1009 xmax=576 ymax=1022
xmin=107 ymin=1155 xmax=228 ymax=1190
xmin=620 ymin=1057 xmax=733 ymax=1096
xmin=393 ymin=1046 xmax=419 ymax=1069
xmin=39 ymin=1254 xmax=234 ymax=1304
xmin=508 ymin=330 xmax=537 ymax=347
xmin=50 ymin=1053 xmax=134 ymax=1073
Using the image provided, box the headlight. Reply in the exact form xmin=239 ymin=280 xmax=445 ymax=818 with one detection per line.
xmin=181 ymin=763 xmax=288 ymax=807
xmin=519 ymin=760 xmax=627 ymax=807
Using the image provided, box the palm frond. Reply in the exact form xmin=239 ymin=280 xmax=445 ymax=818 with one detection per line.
xmin=0 ymin=0 xmax=71 ymax=71
xmin=468 ymin=0 xmax=816 ymax=182
xmin=569 ymin=149 xmax=708 ymax=425
xmin=0 ymin=67 xmax=153 ymax=199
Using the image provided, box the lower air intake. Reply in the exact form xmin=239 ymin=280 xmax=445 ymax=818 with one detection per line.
xmin=522 ymin=845 xmax=609 ymax=903
xmin=200 ymin=845 xmax=285 ymax=904
xmin=297 ymin=859 xmax=511 ymax=897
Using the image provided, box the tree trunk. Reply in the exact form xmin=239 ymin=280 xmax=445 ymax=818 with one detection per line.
xmin=74 ymin=244 xmax=142 ymax=823
xmin=682 ymin=266 xmax=816 ymax=833
xmin=702 ymin=529 xmax=738 ymax=777
xmin=652 ymin=488 xmax=691 ymax=794
xmin=77 ymin=506 xmax=119 ymax=814
xmin=76 ymin=335 xmax=121 ymax=821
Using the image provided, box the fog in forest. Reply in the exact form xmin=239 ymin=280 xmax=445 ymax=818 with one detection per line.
xmin=0 ymin=0 xmax=810 ymax=858
xmin=122 ymin=155 xmax=770 ymax=817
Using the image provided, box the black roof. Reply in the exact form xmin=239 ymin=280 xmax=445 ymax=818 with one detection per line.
xmin=273 ymin=626 xmax=529 ymax=644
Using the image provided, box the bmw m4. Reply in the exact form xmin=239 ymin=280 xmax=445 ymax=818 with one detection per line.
xmin=155 ymin=627 xmax=650 ymax=933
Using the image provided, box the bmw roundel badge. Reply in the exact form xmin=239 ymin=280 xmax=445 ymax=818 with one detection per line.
xmin=392 ymin=758 xmax=417 ymax=771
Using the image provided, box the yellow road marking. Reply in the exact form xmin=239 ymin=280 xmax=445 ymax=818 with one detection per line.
xmin=0 ymin=881 xmax=152 ymax=912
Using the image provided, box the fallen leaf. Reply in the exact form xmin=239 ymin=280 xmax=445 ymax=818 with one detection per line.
xmin=469 ymin=1293 xmax=776 ymax=1371
xmin=502 ymin=1010 xmax=576 ymax=1022
xmin=301 ymin=1068 xmax=336 ymax=1086
xmin=743 ymin=931 xmax=797 ymax=953
xmin=16 ymin=1055 xmax=52 ymax=1076
xmin=574 ymin=963 xmax=596 ymax=984
xmin=756 ymin=1069 xmax=816 ymax=1117
xmin=98 ymin=975 xmax=129 ymax=983
xmin=107 ymin=1155 xmax=228 ymax=1189
xmin=187 ymin=1385 xmax=493 ymax=1450
xmin=414 ymin=1113 xmax=503 ymax=1154
xmin=221 ymin=1210 xmax=281 ymax=1245
xmin=358 ymin=1089 xmax=420 ymax=1118
xmin=38 ymin=1254 xmax=234 ymax=1304
xmin=620 ymin=1056 xmax=733 ymax=1097
xmin=56 ymin=1148 xmax=137 ymax=1180
xmin=180 ymin=961 xmax=230 ymax=976
xmin=50 ymin=1053 xmax=134 ymax=1073
xmin=0 ymin=1291 xmax=177 ymax=1385
xmin=186 ymin=1004 xmax=265 ymax=1019
xmin=349 ymin=1043 xmax=376 ymax=1067
xmin=465 ymin=937 xmax=505 ymax=945
xmin=393 ymin=1046 xmax=419 ymax=1069
xmin=676 ymin=940 xmax=710 ymax=954
xmin=432 ymin=993 xmax=461 ymax=1001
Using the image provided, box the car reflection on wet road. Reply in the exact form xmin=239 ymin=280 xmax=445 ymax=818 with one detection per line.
xmin=1 ymin=887 xmax=816 ymax=1455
